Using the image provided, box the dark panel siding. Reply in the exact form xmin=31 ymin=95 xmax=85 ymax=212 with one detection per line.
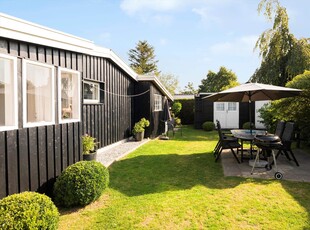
xmin=239 ymin=102 xmax=255 ymax=129
xmin=134 ymin=82 xmax=150 ymax=136
xmin=134 ymin=82 xmax=167 ymax=138
xmin=82 ymin=57 xmax=135 ymax=148
xmin=0 ymin=37 xmax=82 ymax=198
xmin=194 ymin=96 xmax=214 ymax=129
xmin=0 ymin=132 xmax=6 ymax=197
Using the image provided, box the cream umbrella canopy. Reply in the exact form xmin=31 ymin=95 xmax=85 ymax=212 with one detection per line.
xmin=203 ymin=82 xmax=302 ymax=131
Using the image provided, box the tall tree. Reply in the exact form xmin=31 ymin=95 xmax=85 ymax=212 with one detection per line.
xmin=198 ymin=66 xmax=239 ymax=93
xmin=180 ymin=82 xmax=197 ymax=95
xmin=128 ymin=40 xmax=159 ymax=75
xmin=157 ymin=73 xmax=179 ymax=95
xmin=251 ymin=0 xmax=310 ymax=86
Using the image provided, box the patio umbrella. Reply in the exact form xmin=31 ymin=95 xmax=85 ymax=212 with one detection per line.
xmin=203 ymin=82 xmax=302 ymax=131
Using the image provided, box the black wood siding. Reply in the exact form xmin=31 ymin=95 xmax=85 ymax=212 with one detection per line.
xmin=194 ymin=95 xmax=214 ymax=129
xmin=0 ymin=37 xmax=82 ymax=198
xmin=134 ymin=82 xmax=167 ymax=138
xmin=82 ymin=57 xmax=135 ymax=147
xmin=239 ymin=102 xmax=255 ymax=128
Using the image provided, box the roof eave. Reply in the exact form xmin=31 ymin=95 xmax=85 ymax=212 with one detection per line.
xmin=0 ymin=12 xmax=138 ymax=81
xmin=137 ymin=75 xmax=174 ymax=101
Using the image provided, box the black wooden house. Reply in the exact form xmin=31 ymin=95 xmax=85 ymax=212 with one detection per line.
xmin=0 ymin=13 xmax=173 ymax=199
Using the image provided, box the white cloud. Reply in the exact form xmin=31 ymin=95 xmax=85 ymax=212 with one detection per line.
xmin=210 ymin=35 xmax=259 ymax=57
xmin=192 ymin=7 xmax=220 ymax=25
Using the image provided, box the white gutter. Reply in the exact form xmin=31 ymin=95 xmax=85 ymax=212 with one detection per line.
xmin=0 ymin=13 xmax=138 ymax=81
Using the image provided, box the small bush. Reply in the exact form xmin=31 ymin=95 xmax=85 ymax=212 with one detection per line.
xmin=242 ymin=122 xmax=255 ymax=129
xmin=202 ymin=121 xmax=215 ymax=131
xmin=53 ymin=161 xmax=109 ymax=207
xmin=175 ymin=117 xmax=181 ymax=125
xmin=0 ymin=191 xmax=59 ymax=230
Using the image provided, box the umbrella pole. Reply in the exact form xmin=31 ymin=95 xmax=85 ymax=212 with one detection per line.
xmin=248 ymin=92 xmax=253 ymax=134
xmin=249 ymin=99 xmax=252 ymax=134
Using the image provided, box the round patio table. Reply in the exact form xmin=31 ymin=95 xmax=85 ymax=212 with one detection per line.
xmin=230 ymin=129 xmax=267 ymax=162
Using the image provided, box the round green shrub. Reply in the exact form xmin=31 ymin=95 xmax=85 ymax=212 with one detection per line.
xmin=53 ymin=161 xmax=109 ymax=207
xmin=0 ymin=191 xmax=59 ymax=230
xmin=242 ymin=122 xmax=256 ymax=129
xmin=202 ymin=121 xmax=215 ymax=131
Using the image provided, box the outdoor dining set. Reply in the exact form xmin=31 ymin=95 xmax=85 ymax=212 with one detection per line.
xmin=213 ymin=119 xmax=299 ymax=180
xmin=204 ymin=82 xmax=302 ymax=180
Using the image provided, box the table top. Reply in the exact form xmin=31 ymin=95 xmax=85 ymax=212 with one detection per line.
xmin=230 ymin=129 xmax=267 ymax=140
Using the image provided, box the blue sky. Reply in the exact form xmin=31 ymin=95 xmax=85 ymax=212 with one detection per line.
xmin=1 ymin=0 xmax=310 ymax=91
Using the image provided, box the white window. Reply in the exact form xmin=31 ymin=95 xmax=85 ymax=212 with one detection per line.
xmin=228 ymin=102 xmax=237 ymax=111
xmin=83 ymin=80 xmax=100 ymax=103
xmin=23 ymin=60 xmax=55 ymax=127
xmin=154 ymin=94 xmax=162 ymax=111
xmin=215 ymin=102 xmax=225 ymax=111
xmin=0 ymin=54 xmax=18 ymax=131
xmin=58 ymin=68 xmax=81 ymax=123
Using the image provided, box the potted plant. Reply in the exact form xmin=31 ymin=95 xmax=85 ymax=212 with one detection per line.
xmin=82 ymin=134 xmax=98 ymax=161
xmin=132 ymin=118 xmax=150 ymax=141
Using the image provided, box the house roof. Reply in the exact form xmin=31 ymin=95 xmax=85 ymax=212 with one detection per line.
xmin=173 ymin=94 xmax=195 ymax=100
xmin=0 ymin=13 xmax=138 ymax=81
xmin=137 ymin=75 xmax=174 ymax=101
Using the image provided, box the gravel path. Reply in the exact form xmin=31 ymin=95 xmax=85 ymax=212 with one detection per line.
xmin=96 ymin=138 xmax=150 ymax=167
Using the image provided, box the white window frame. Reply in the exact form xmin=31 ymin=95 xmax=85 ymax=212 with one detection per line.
xmin=0 ymin=53 xmax=18 ymax=131
xmin=58 ymin=67 xmax=81 ymax=124
xmin=228 ymin=102 xmax=237 ymax=111
xmin=83 ymin=80 xmax=100 ymax=104
xmin=215 ymin=102 xmax=225 ymax=111
xmin=23 ymin=59 xmax=55 ymax=128
xmin=154 ymin=94 xmax=163 ymax=111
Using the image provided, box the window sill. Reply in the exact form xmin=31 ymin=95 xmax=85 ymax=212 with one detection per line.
xmin=59 ymin=118 xmax=81 ymax=124
xmin=0 ymin=126 xmax=19 ymax=132
xmin=23 ymin=121 xmax=55 ymax=128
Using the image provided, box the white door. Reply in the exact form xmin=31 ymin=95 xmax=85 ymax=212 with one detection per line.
xmin=255 ymin=100 xmax=270 ymax=129
xmin=214 ymin=102 xmax=239 ymax=129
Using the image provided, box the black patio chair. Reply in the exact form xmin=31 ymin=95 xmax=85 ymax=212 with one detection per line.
xmin=214 ymin=121 xmax=241 ymax=164
xmin=274 ymin=120 xmax=286 ymax=137
xmin=275 ymin=122 xmax=299 ymax=166
xmin=213 ymin=120 xmax=238 ymax=156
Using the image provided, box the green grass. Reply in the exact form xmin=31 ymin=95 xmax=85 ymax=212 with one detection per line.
xmin=59 ymin=126 xmax=310 ymax=229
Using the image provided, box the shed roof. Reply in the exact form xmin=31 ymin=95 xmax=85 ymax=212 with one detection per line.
xmin=137 ymin=75 xmax=174 ymax=101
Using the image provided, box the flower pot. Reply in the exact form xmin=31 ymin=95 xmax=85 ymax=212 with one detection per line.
xmin=83 ymin=151 xmax=97 ymax=161
xmin=135 ymin=131 xmax=144 ymax=141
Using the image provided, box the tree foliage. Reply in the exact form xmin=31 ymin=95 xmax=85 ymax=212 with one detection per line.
xmin=198 ymin=66 xmax=239 ymax=93
xmin=259 ymin=71 xmax=310 ymax=144
xmin=180 ymin=82 xmax=197 ymax=95
xmin=128 ymin=40 xmax=159 ymax=75
xmin=251 ymin=0 xmax=310 ymax=86
xmin=157 ymin=73 xmax=179 ymax=95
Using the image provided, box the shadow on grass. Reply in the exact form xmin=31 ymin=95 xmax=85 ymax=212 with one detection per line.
xmin=109 ymin=152 xmax=246 ymax=197
xmin=109 ymin=151 xmax=310 ymax=225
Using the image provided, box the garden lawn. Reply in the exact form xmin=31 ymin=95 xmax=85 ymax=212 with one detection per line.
xmin=59 ymin=126 xmax=310 ymax=229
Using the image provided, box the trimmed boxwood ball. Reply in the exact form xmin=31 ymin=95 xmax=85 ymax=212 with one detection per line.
xmin=202 ymin=121 xmax=215 ymax=131
xmin=0 ymin=191 xmax=59 ymax=230
xmin=53 ymin=161 xmax=109 ymax=207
